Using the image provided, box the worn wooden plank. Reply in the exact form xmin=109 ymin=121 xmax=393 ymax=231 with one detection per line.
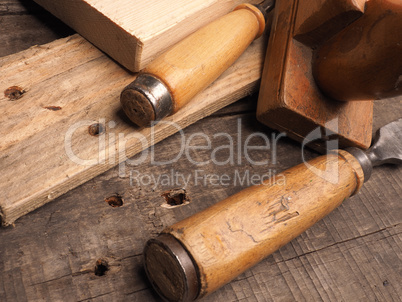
xmin=33 ymin=0 xmax=262 ymax=71
xmin=0 ymin=32 xmax=266 ymax=226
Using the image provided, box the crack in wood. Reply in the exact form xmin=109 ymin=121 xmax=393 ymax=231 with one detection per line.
xmin=274 ymin=223 xmax=401 ymax=265
xmin=124 ymin=287 xmax=149 ymax=296
xmin=260 ymin=196 xmax=300 ymax=234
xmin=77 ymin=291 xmax=114 ymax=302
xmin=0 ymin=205 xmax=4 ymax=226
xmin=226 ymin=221 xmax=259 ymax=244
xmin=208 ymin=109 xmax=256 ymax=119
xmin=233 ymin=272 xmax=258 ymax=283
xmin=119 ymin=253 xmax=143 ymax=261
xmin=45 ymin=211 xmax=59 ymax=227
xmin=29 ymin=273 xmax=72 ymax=287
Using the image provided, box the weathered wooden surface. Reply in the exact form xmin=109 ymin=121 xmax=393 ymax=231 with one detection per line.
xmin=0 ymin=19 xmax=266 ymax=226
xmin=33 ymin=0 xmax=261 ymax=71
xmin=0 ymin=1 xmax=401 ymax=301
xmin=0 ymin=0 xmax=74 ymax=57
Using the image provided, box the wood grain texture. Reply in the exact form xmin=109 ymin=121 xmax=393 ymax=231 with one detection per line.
xmin=144 ymin=4 xmax=265 ymax=113
xmin=33 ymin=0 xmax=261 ymax=71
xmin=165 ymin=150 xmax=365 ymax=298
xmin=0 ymin=0 xmax=74 ymax=57
xmin=0 ymin=31 xmax=266 ymax=226
xmin=0 ymin=2 xmax=401 ymax=301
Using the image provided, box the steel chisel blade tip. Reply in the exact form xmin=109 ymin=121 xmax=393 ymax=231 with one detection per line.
xmin=368 ymin=118 xmax=402 ymax=166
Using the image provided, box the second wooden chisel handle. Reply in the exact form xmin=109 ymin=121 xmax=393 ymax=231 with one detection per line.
xmin=120 ymin=4 xmax=266 ymax=127
xmin=144 ymin=150 xmax=365 ymax=301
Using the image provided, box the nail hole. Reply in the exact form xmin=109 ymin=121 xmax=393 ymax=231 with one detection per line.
xmin=94 ymin=259 xmax=109 ymax=276
xmin=88 ymin=123 xmax=105 ymax=136
xmin=44 ymin=106 xmax=62 ymax=111
xmin=105 ymin=194 xmax=123 ymax=208
xmin=4 ymin=86 xmax=25 ymax=100
xmin=161 ymin=188 xmax=190 ymax=208
xmin=383 ymin=280 xmax=389 ymax=287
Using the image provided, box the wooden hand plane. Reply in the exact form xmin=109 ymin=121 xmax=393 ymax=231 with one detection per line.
xmin=258 ymin=0 xmax=402 ymax=152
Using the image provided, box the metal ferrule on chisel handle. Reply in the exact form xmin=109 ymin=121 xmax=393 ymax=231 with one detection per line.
xmin=120 ymin=1 xmax=273 ymax=127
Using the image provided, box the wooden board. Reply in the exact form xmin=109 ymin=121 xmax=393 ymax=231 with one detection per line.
xmin=33 ymin=0 xmax=261 ymax=72
xmin=0 ymin=33 xmax=266 ymax=227
xmin=0 ymin=4 xmax=401 ymax=301
xmin=257 ymin=0 xmax=373 ymax=152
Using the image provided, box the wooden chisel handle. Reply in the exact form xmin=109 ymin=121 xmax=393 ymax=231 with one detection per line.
xmin=120 ymin=4 xmax=266 ymax=127
xmin=144 ymin=150 xmax=365 ymax=301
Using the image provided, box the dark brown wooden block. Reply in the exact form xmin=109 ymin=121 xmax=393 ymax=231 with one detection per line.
xmin=257 ymin=0 xmax=373 ymax=152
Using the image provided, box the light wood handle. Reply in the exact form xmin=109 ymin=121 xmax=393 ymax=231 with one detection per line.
xmin=144 ymin=4 xmax=265 ymax=113
xmin=147 ymin=150 xmax=364 ymax=300
xmin=313 ymin=0 xmax=402 ymax=101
